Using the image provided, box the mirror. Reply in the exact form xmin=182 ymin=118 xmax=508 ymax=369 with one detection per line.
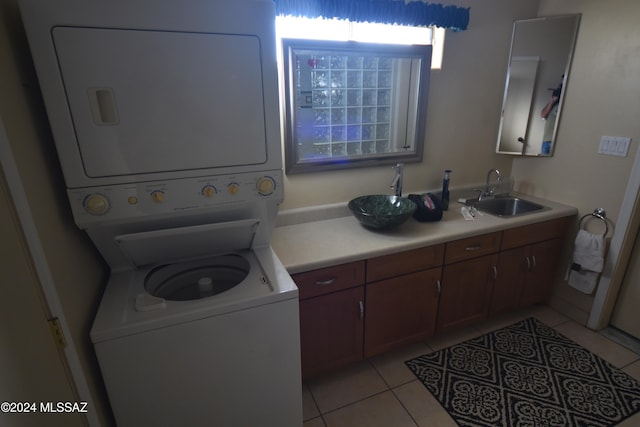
xmin=282 ymin=39 xmax=431 ymax=173
xmin=496 ymin=15 xmax=580 ymax=156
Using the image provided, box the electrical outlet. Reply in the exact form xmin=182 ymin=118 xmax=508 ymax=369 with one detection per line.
xmin=599 ymin=136 xmax=631 ymax=157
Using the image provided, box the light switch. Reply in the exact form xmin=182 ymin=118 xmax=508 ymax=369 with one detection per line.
xmin=599 ymin=136 xmax=631 ymax=157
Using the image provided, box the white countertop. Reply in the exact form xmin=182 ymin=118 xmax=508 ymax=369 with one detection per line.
xmin=272 ymin=194 xmax=578 ymax=274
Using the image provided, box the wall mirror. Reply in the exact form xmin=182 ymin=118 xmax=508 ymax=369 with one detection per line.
xmin=282 ymin=39 xmax=431 ymax=173
xmin=496 ymin=15 xmax=580 ymax=156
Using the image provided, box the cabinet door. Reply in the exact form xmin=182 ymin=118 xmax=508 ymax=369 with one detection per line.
xmin=491 ymin=247 xmax=526 ymax=315
xmin=520 ymin=238 xmax=563 ymax=306
xmin=364 ymin=268 xmax=441 ymax=358
xmin=438 ymin=254 xmax=498 ymax=333
xmin=299 ymin=287 xmax=364 ymax=379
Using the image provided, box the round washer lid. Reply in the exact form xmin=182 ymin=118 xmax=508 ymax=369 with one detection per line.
xmin=144 ymin=254 xmax=250 ymax=301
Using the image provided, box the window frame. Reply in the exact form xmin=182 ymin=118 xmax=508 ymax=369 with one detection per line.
xmin=281 ymin=38 xmax=432 ymax=174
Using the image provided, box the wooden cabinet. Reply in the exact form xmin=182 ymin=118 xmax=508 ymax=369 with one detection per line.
xmin=295 ymin=216 xmax=571 ymax=378
xmin=491 ymin=218 xmax=568 ymax=315
xmin=364 ymin=245 xmax=443 ymax=358
xmin=299 ymin=286 xmax=364 ymax=379
xmin=491 ymin=246 xmax=526 ymax=314
xmin=294 ymin=261 xmax=365 ymax=379
xmin=438 ymin=233 xmax=501 ymax=333
xmin=519 ymin=239 xmax=563 ymax=306
xmin=295 ymin=246 xmax=445 ymax=377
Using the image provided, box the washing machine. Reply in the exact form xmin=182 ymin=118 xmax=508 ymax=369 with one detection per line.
xmin=19 ymin=0 xmax=303 ymax=425
xmin=90 ymin=217 xmax=302 ymax=426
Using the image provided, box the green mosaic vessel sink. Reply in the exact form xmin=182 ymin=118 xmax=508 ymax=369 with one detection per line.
xmin=348 ymin=195 xmax=417 ymax=229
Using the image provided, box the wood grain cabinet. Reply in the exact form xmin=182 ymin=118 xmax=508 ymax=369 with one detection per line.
xmin=491 ymin=218 xmax=568 ymax=314
xmin=294 ymin=261 xmax=365 ymax=380
xmin=294 ymin=216 xmax=571 ymax=378
xmin=437 ymin=232 xmax=501 ymax=333
xmin=364 ymin=245 xmax=444 ymax=358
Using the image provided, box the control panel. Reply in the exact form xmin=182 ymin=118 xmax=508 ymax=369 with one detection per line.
xmin=68 ymin=170 xmax=283 ymax=226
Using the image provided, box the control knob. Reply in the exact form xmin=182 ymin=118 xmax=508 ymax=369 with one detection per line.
xmin=202 ymin=185 xmax=217 ymax=198
xmin=151 ymin=190 xmax=165 ymax=203
xmin=256 ymin=176 xmax=276 ymax=196
xmin=83 ymin=193 xmax=110 ymax=215
xmin=227 ymin=182 xmax=240 ymax=195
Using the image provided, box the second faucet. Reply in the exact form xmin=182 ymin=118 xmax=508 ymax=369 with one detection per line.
xmin=482 ymin=168 xmax=502 ymax=199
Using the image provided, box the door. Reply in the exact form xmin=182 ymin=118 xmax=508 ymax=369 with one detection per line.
xmin=53 ymin=28 xmax=269 ymax=178
xmin=364 ymin=268 xmax=440 ymax=358
xmin=610 ymin=229 xmax=640 ymax=339
xmin=299 ymin=287 xmax=364 ymax=379
xmin=519 ymin=239 xmax=563 ymax=307
xmin=0 ymin=170 xmax=84 ymax=427
xmin=438 ymin=254 xmax=498 ymax=333
xmin=491 ymin=246 xmax=526 ymax=315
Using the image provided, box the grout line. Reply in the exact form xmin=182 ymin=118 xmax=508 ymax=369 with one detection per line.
xmin=303 ymin=383 xmax=323 ymax=422
xmin=389 ymin=386 xmax=421 ymax=427
xmin=307 ymin=359 xmax=390 ymax=416
xmin=318 ymin=388 xmax=391 ymax=417
xmin=389 ymin=382 xmax=421 ymax=427
xmin=367 ymin=356 xmax=393 ymax=390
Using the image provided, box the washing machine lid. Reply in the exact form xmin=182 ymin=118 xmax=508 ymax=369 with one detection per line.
xmin=114 ymin=219 xmax=260 ymax=267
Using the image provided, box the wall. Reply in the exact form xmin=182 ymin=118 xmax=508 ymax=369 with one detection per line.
xmin=4 ymin=0 xmax=629 ymax=424
xmin=0 ymin=157 xmax=84 ymax=427
xmin=280 ymin=0 xmax=540 ymax=210
xmin=512 ymin=0 xmax=640 ymax=323
xmin=0 ymin=0 xmax=112 ymax=424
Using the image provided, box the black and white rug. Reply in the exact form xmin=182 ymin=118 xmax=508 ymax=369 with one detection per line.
xmin=405 ymin=318 xmax=640 ymax=426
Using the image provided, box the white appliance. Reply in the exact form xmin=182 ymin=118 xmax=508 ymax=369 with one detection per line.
xmin=19 ymin=1 xmax=302 ymax=426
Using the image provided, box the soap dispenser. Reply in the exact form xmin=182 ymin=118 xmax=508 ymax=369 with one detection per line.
xmin=441 ymin=170 xmax=451 ymax=210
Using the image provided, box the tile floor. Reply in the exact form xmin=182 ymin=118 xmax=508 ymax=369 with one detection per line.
xmin=302 ymin=305 xmax=640 ymax=427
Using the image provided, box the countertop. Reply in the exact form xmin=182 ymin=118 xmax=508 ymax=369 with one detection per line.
xmin=271 ymin=193 xmax=578 ymax=274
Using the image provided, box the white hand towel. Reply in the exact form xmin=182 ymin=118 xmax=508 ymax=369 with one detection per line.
xmin=567 ymin=230 xmax=605 ymax=294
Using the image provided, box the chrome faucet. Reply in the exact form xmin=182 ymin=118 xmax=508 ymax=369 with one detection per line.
xmin=483 ymin=168 xmax=502 ymax=198
xmin=390 ymin=163 xmax=404 ymax=197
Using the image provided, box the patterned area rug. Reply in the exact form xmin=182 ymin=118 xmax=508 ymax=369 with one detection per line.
xmin=406 ymin=318 xmax=640 ymax=427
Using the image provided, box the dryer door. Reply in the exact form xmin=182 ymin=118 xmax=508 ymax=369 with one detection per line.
xmin=52 ymin=27 xmax=270 ymax=178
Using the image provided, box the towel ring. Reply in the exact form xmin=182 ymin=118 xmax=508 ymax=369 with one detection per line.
xmin=578 ymin=208 xmax=609 ymax=237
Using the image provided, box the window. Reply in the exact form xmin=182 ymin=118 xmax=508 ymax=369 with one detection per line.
xmin=277 ymin=18 xmax=437 ymax=173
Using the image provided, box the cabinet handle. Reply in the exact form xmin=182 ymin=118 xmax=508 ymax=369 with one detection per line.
xmin=358 ymin=300 xmax=364 ymax=320
xmin=465 ymin=245 xmax=481 ymax=252
xmin=492 ymin=266 xmax=498 ymax=280
xmin=531 ymin=255 xmax=537 ymax=270
xmin=525 ymin=256 xmax=531 ymax=271
xmin=315 ymin=277 xmax=336 ymax=285
xmin=436 ymin=280 xmax=441 ymax=295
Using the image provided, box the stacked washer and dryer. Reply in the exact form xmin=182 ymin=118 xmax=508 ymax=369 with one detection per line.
xmin=19 ymin=1 xmax=302 ymax=426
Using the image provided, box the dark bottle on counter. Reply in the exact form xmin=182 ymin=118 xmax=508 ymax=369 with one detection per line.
xmin=441 ymin=169 xmax=451 ymax=210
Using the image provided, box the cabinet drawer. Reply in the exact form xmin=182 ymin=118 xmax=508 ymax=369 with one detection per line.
xmin=501 ymin=217 xmax=570 ymax=250
xmin=294 ymin=261 xmax=366 ymax=300
xmin=366 ymin=244 xmax=444 ymax=282
xmin=444 ymin=232 xmax=501 ymax=264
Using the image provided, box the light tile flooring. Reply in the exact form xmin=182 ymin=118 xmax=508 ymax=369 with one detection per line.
xmin=302 ymin=305 xmax=640 ymax=427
